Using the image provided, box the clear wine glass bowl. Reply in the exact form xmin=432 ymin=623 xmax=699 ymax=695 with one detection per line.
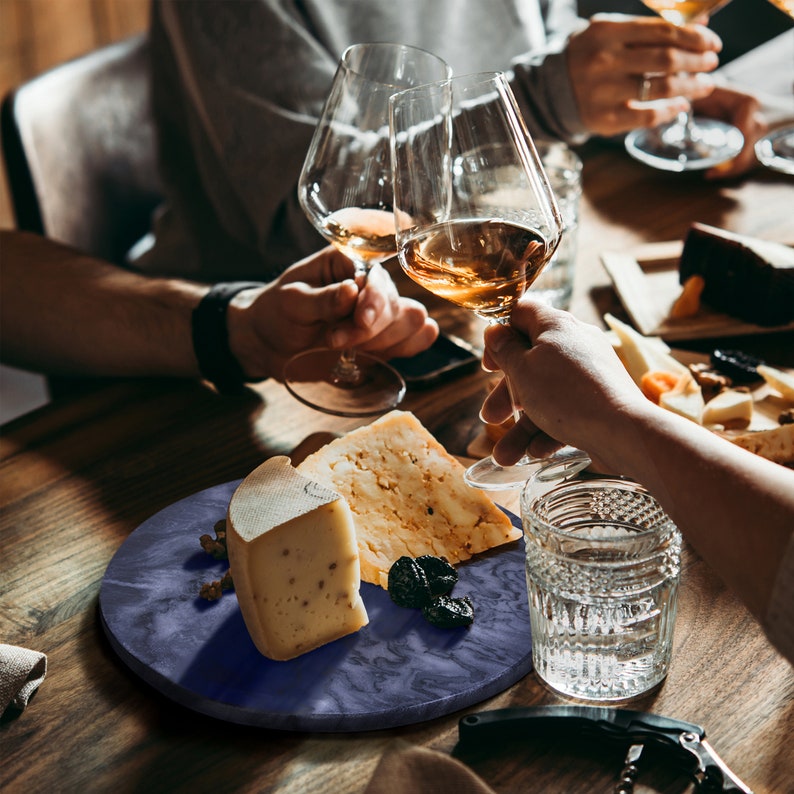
xmin=390 ymin=71 xmax=586 ymax=490
xmin=283 ymin=42 xmax=450 ymax=417
xmin=625 ymin=0 xmax=744 ymax=172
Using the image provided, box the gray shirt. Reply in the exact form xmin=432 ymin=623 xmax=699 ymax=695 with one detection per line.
xmin=134 ymin=0 xmax=587 ymax=281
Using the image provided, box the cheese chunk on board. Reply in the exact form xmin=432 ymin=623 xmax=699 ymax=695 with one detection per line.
xmin=721 ymin=424 xmax=794 ymax=465
xmin=297 ymin=410 xmax=521 ymax=589
xmin=226 ymin=456 xmax=368 ymax=661
xmin=604 ymin=313 xmax=688 ymax=387
xmin=701 ymin=388 xmax=754 ymax=429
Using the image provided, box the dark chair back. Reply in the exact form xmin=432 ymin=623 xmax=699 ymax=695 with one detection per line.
xmin=1 ymin=34 xmax=162 ymax=265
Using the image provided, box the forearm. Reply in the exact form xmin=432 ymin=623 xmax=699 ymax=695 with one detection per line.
xmin=1 ymin=231 xmax=207 ymax=378
xmin=603 ymin=403 xmax=794 ymax=620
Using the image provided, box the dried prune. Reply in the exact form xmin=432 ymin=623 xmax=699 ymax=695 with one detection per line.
xmin=415 ymin=555 xmax=458 ymax=596
xmin=711 ymin=349 xmax=764 ymax=384
xmin=388 ymin=556 xmax=432 ymax=608
xmin=422 ymin=595 xmax=474 ymax=628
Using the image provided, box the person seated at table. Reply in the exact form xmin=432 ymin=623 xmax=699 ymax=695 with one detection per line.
xmin=0 ymin=230 xmax=437 ymax=389
xmin=480 ymin=298 xmax=794 ymax=665
xmin=131 ymin=0 xmax=766 ymax=282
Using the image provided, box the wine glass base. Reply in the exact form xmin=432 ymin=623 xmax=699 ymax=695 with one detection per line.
xmin=283 ymin=348 xmax=406 ymax=418
xmin=464 ymin=447 xmax=591 ymax=491
xmin=755 ymin=125 xmax=794 ymax=175
xmin=625 ymin=117 xmax=744 ymax=172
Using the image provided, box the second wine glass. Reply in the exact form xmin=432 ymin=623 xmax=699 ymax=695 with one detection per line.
xmin=390 ymin=72 xmax=586 ymax=490
xmin=625 ymin=0 xmax=744 ymax=172
xmin=284 ymin=43 xmax=450 ymax=417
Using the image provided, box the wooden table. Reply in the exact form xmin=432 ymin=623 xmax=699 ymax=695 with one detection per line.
xmin=2 ymin=35 xmax=793 ymax=794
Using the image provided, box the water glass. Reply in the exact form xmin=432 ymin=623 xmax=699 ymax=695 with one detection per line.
xmin=521 ymin=459 xmax=681 ymax=702
xmin=532 ymin=141 xmax=582 ymax=310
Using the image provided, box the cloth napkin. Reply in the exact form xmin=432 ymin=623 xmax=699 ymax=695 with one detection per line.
xmin=364 ymin=744 xmax=495 ymax=794
xmin=0 ymin=644 xmax=47 ymax=715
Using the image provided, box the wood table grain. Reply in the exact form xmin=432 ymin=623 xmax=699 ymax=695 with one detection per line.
xmin=2 ymin=34 xmax=793 ymax=794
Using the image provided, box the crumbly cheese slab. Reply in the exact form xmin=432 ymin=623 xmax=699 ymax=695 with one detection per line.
xmin=226 ymin=456 xmax=368 ymax=661
xmin=296 ymin=411 xmax=520 ymax=589
xmin=721 ymin=424 xmax=794 ymax=464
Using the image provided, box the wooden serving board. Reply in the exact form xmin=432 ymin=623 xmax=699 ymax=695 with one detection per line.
xmin=98 ymin=480 xmax=532 ymax=732
xmin=601 ymin=240 xmax=794 ymax=342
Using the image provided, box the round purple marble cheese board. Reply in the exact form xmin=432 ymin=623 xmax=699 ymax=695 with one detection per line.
xmin=99 ymin=479 xmax=532 ymax=732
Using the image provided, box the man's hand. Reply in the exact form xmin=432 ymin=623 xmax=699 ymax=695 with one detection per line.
xmin=227 ymin=247 xmax=438 ymax=382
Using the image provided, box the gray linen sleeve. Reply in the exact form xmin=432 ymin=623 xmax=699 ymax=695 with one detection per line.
xmin=508 ymin=0 xmax=590 ymax=144
xmin=140 ymin=0 xmax=334 ymax=280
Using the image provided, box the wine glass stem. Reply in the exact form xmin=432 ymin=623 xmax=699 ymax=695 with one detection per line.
xmin=681 ymin=108 xmax=696 ymax=140
xmin=491 ymin=316 xmax=523 ymax=425
xmin=330 ymin=261 xmax=370 ymax=387
xmin=332 ymin=348 xmax=364 ymax=387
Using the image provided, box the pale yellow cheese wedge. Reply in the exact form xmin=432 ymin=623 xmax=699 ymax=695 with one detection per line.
xmin=297 ymin=410 xmax=520 ymax=589
xmin=227 ymin=456 xmax=368 ymax=661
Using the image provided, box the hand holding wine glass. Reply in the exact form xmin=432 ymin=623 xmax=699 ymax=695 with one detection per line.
xmin=390 ymin=72 xmax=586 ymax=490
xmin=283 ymin=42 xmax=449 ymax=417
xmin=625 ymin=0 xmax=745 ymax=171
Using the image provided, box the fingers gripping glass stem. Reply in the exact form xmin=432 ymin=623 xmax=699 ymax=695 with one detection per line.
xmin=283 ymin=42 xmax=449 ymax=417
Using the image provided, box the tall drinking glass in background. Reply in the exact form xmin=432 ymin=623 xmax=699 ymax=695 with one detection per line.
xmin=530 ymin=142 xmax=582 ymax=311
xmin=625 ymin=0 xmax=745 ymax=171
xmin=755 ymin=0 xmax=794 ymax=174
xmin=390 ymin=72 xmax=577 ymax=491
xmin=283 ymin=43 xmax=450 ymax=417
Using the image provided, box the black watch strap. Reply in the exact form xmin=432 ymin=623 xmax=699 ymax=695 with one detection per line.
xmin=191 ymin=281 xmax=264 ymax=395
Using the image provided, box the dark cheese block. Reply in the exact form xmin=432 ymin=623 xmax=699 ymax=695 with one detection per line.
xmin=679 ymin=223 xmax=794 ymax=326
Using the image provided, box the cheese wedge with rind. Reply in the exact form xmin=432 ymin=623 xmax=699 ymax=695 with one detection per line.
xmin=297 ymin=411 xmax=520 ymax=589
xmin=227 ymin=456 xmax=368 ymax=661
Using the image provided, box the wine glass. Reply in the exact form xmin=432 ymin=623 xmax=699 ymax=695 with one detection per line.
xmin=390 ymin=72 xmax=588 ymax=490
xmin=283 ymin=43 xmax=450 ymax=417
xmin=625 ymin=0 xmax=745 ymax=171
xmin=755 ymin=0 xmax=794 ymax=175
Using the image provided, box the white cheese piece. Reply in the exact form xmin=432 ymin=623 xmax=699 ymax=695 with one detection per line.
xmin=702 ymin=389 xmax=754 ymax=429
xmin=658 ymin=372 xmax=704 ymax=424
xmin=605 ymin=313 xmax=688 ymax=387
xmin=757 ymin=365 xmax=794 ymax=402
xmin=226 ymin=456 xmax=368 ymax=661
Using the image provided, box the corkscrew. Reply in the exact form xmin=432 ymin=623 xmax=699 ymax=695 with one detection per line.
xmin=455 ymin=706 xmax=752 ymax=793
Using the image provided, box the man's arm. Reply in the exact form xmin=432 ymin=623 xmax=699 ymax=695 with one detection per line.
xmin=482 ymin=301 xmax=794 ymax=623
xmin=1 ymin=231 xmax=206 ymax=378
xmin=0 ymin=231 xmax=438 ymax=383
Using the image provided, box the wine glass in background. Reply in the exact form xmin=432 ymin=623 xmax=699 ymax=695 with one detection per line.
xmin=390 ymin=72 xmax=586 ymax=490
xmin=755 ymin=0 xmax=794 ymax=174
xmin=625 ymin=0 xmax=745 ymax=171
xmin=283 ymin=43 xmax=450 ymax=417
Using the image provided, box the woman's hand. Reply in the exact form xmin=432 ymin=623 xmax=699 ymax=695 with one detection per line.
xmin=695 ymin=85 xmax=768 ymax=178
xmin=227 ymin=246 xmax=438 ymax=382
xmin=566 ymin=14 xmax=723 ymax=136
xmin=480 ymin=298 xmax=648 ymax=469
